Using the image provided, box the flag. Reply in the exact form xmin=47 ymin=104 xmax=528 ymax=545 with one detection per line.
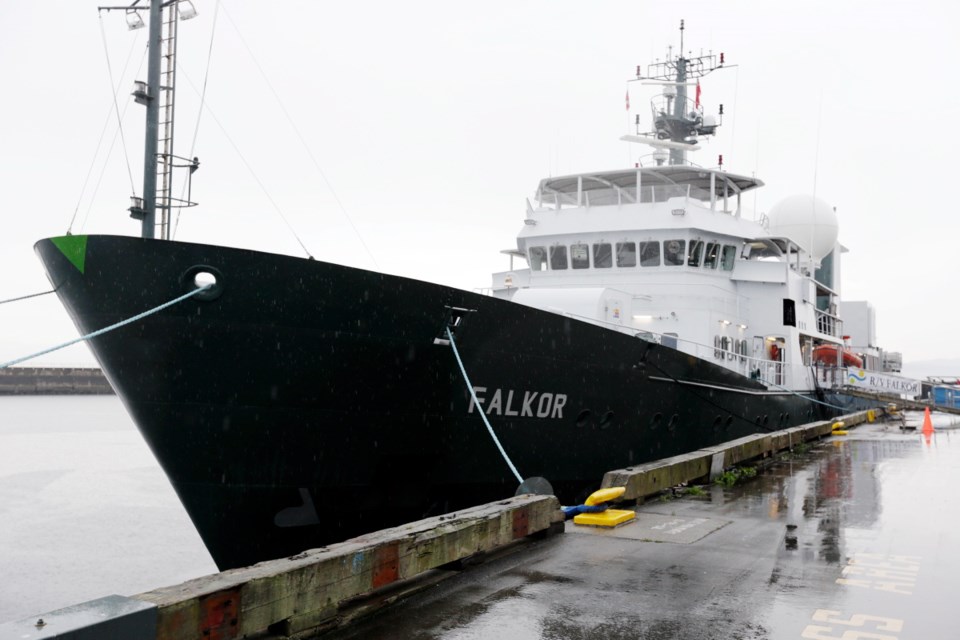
xmin=625 ymin=90 xmax=630 ymax=111
xmin=695 ymin=80 xmax=701 ymax=109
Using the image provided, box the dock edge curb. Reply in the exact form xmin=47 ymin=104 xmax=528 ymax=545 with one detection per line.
xmin=601 ymin=410 xmax=876 ymax=501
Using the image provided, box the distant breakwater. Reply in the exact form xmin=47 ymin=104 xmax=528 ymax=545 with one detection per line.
xmin=0 ymin=367 xmax=114 ymax=395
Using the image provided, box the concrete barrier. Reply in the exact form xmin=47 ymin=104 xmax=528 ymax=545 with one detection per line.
xmin=602 ymin=410 xmax=875 ymax=501
xmin=139 ymin=494 xmax=560 ymax=639
xmin=1 ymin=494 xmax=561 ymax=640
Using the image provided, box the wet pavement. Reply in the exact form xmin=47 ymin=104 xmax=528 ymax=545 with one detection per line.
xmin=321 ymin=411 xmax=960 ymax=639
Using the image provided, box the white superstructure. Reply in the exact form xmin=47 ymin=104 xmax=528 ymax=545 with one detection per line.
xmin=491 ymin=166 xmax=847 ymax=392
xmin=485 ymin=22 xmax=892 ymax=394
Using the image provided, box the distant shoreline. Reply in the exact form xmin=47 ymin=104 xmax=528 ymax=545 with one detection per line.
xmin=0 ymin=367 xmax=114 ymax=395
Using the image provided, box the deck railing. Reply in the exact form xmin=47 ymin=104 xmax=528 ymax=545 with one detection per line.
xmin=535 ymin=182 xmax=724 ymax=211
xmin=560 ymin=311 xmax=811 ymax=391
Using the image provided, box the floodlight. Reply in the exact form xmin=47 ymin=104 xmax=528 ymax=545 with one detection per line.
xmin=125 ymin=9 xmax=145 ymax=30
xmin=178 ymin=1 xmax=198 ymax=20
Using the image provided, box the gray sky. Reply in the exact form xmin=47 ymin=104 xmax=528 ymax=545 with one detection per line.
xmin=0 ymin=1 xmax=957 ymax=370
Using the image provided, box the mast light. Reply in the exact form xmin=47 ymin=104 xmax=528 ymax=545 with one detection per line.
xmin=124 ymin=9 xmax=145 ymax=30
xmin=128 ymin=196 xmax=146 ymax=221
xmin=132 ymin=80 xmax=150 ymax=105
xmin=178 ymin=1 xmax=198 ymax=20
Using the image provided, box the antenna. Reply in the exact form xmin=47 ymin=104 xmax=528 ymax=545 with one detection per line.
xmin=622 ymin=20 xmax=731 ymax=166
xmin=100 ymin=0 xmax=200 ymax=240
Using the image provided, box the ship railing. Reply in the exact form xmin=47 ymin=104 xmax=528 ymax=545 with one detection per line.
xmin=813 ymin=365 xmax=847 ymax=389
xmin=559 ymin=311 xmax=806 ymax=391
xmin=534 ymin=182 xmax=718 ymax=210
xmin=814 ymin=309 xmax=842 ymax=337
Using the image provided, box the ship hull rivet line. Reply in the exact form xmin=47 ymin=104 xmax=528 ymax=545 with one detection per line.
xmin=446 ymin=326 xmax=524 ymax=486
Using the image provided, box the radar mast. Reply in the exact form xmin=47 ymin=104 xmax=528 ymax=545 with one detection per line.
xmin=623 ymin=20 xmax=728 ymax=166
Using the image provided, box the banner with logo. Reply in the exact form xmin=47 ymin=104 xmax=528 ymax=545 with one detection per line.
xmin=846 ymin=368 xmax=920 ymax=397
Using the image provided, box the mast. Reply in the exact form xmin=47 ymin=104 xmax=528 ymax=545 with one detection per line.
xmin=141 ymin=0 xmax=162 ymax=239
xmin=100 ymin=0 xmax=199 ymax=240
xmin=623 ymin=20 xmax=726 ymax=166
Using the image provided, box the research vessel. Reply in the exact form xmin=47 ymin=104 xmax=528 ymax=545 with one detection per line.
xmin=36 ymin=8 xmax=856 ymax=570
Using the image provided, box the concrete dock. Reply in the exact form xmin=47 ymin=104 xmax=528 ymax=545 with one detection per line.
xmin=324 ymin=412 xmax=960 ymax=640
xmin=4 ymin=407 xmax=958 ymax=639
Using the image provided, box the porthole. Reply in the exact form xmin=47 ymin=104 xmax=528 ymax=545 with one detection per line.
xmin=650 ymin=413 xmax=663 ymax=430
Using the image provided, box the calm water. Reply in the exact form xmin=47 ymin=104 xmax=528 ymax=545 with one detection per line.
xmin=0 ymin=395 xmax=217 ymax=623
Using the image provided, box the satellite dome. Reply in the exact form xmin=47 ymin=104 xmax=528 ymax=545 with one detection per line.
xmin=766 ymin=194 xmax=838 ymax=263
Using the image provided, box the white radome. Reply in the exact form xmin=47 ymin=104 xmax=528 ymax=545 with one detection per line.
xmin=766 ymin=194 xmax=838 ymax=263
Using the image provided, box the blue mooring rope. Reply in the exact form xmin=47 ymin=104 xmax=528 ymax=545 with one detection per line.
xmin=0 ymin=289 xmax=55 ymax=306
xmin=446 ymin=326 xmax=524 ymax=485
xmin=0 ymin=285 xmax=212 ymax=369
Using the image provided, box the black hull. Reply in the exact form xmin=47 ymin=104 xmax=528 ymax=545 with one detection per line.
xmin=36 ymin=235 xmax=834 ymax=570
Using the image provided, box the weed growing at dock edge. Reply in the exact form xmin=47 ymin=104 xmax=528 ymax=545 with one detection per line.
xmin=658 ymin=484 xmax=708 ymax=501
xmin=714 ymin=465 xmax=758 ymax=487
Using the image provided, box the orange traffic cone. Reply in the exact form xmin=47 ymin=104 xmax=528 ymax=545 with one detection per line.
xmin=922 ymin=407 xmax=934 ymax=435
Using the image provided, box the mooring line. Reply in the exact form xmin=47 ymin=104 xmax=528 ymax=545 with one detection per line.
xmin=0 ymin=286 xmax=211 ymax=369
xmin=0 ymin=290 xmax=56 ymax=306
xmin=758 ymin=376 xmax=852 ymax=412
xmin=446 ymin=327 xmax=524 ymax=485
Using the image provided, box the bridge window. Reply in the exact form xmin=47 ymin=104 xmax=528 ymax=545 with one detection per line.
xmin=639 ymin=241 xmax=660 ymax=267
xmin=593 ymin=243 xmax=612 ymax=268
xmin=664 ymin=239 xmax=686 ymax=266
xmin=721 ymin=245 xmax=737 ymax=271
xmin=529 ymin=246 xmax=547 ymax=271
xmin=704 ymin=242 xmax=720 ymax=269
xmin=687 ymin=240 xmax=704 ymax=267
xmin=570 ymin=243 xmax=590 ymax=269
xmin=549 ymin=245 xmax=568 ymax=270
xmin=616 ymin=242 xmax=637 ymax=267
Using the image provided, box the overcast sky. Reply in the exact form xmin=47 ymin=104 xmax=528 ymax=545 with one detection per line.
xmin=1 ymin=0 xmax=957 ymax=372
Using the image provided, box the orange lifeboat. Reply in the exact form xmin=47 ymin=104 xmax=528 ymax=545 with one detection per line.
xmin=812 ymin=344 xmax=863 ymax=368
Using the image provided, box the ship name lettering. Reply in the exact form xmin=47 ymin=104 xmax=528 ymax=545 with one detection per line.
xmin=521 ymin=391 xmax=537 ymax=417
xmin=468 ymin=387 xmax=567 ymax=419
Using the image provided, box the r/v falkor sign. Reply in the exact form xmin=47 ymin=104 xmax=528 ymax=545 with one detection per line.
xmin=846 ymin=368 xmax=921 ymax=397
